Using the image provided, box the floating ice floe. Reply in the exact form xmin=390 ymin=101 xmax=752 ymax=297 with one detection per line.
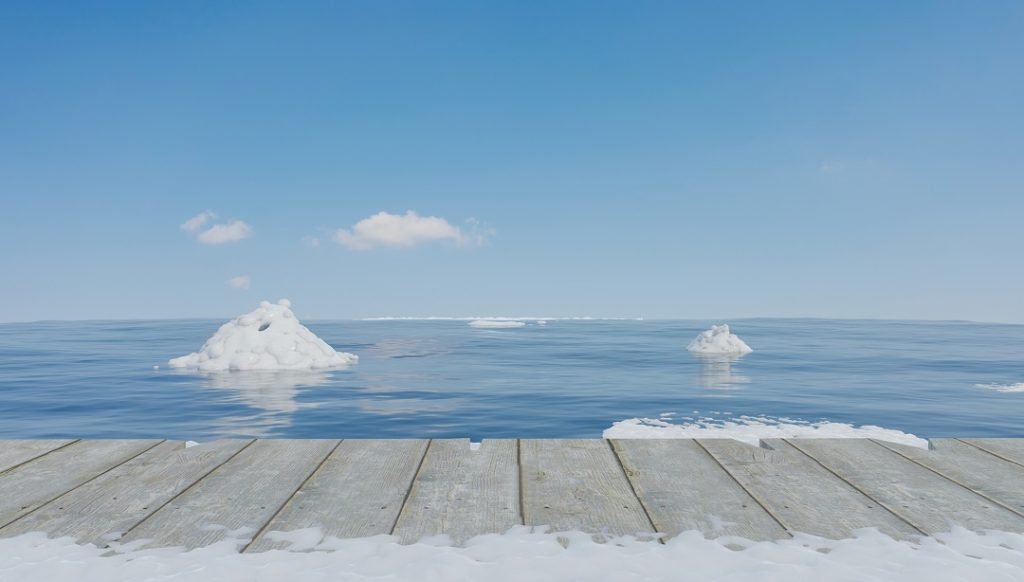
xmin=976 ymin=382 xmax=1024 ymax=393
xmin=468 ymin=320 xmax=526 ymax=329
xmin=604 ymin=414 xmax=929 ymax=449
xmin=687 ymin=324 xmax=752 ymax=355
xmin=168 ymin=299 xmax=357 ymax=371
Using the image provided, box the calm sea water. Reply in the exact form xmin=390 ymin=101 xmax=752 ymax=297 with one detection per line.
xmin=0 ymin=319 xmax=1021 ymax=440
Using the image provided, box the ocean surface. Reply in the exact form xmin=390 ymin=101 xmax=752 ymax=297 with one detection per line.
xmin=0 ymin=318 xmax=1021 ymax=440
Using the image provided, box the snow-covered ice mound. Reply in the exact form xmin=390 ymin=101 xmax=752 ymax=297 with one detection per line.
xmin=604 ymin=414 xmax=928 ymax=448
xmin=687 ymin=324 xmax=752 ymax=355
xmin=469 ymin=319 xmax=526 ymax=329
xmin=169 ymin=299 xmax=357 ymax=371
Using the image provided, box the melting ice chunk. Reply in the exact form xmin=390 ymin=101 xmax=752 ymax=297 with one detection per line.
xmin=168 ymin=299 xmax=358 ymax=372
xmin=686 ymin=324 xmax=752 ymax=355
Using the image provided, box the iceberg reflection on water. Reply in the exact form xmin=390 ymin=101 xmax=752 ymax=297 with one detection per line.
xmin=692 ymin=353 xmax=751 ymax=391
xmin=181 ymin=370 xmax=334 ymax=437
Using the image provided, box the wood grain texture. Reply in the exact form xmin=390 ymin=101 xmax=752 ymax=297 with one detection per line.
xmin=0 ymin=440 xmax=76 ymax=475
xmin=0 ymin=440 xmax=161 ymax=528
xmin=611 ymin=438 xmax=789 ymax=540
xmin=392 ymin=439 xmax=521 ymax=545
xmin=120 ymin=439 xmax=338 ymax=550
xmin=520 ymin=439 xmax=654 ymax=538
xmin=960 ymin=439 xmax=1024 ymax=467
xmin=873 ymin=438 xmax=1024 ymax=518
xmin=787 ymin=438 xmax=1024 ymax=533
xmin=0 ymin=440 xmax=252 ymax=544
xmin=246 ymin=439 xmax=428 ymax=552
xmin=699 ymin=438 xmax=921 ymax=539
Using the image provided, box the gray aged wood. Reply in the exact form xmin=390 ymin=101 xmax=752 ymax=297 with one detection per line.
xmin=611 ymin=438 xmax=789 ymax=540
xmin=0 ymin=440 xmax=161 ymax=528
xmin=120 ymin=439 xmax=338 ymax=550
xmin=393 ymin=439 xmax=521 ymax=545
xmin=0 ymin=440 xmax=76 ymax=475
xmin=786 ymin=438 xmax=1024 ymax=534
xmin=960 ymin=439 xmax=1024 ymax=467
xmin=520 ymin=439 xmax=655 ymax=537
xmin=3 ymin=438 xmax=1024 ymax=551
xmin=699 ymin=438 xmax=921 ymax=539
xmin=247 ymin=439 xmax=428 ymax=552
xmin=0 ymin=440 xmax=252 ymax=544
xmin=873 ymin=438 xmax=1024 ymax=518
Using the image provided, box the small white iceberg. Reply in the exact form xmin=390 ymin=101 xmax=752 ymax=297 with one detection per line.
xmin=169 ymin=299 xmax=357 ymax=371
xmin=468 ymin=320 xmax=526 ymax=329
xmin=687 ymin=324 xmax=752 ymax=355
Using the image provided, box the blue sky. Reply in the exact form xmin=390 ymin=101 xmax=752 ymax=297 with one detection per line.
xmin=2 ymin=1 xmax=1022 ymax=322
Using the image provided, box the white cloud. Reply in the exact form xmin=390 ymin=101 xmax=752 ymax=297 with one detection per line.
xmin=180 ymin=211 xmax=215 ymax=232
xmin=197 ymin=220 xmax=254 ymax=245
xmin=228 ymin=275 xmax=251 ymax=290
xmin=334 ymin=211 xmax=492 ymax=250
xmin=302 ymin=236 xmax=321 ymax=248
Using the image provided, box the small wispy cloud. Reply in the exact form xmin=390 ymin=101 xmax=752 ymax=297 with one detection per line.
xmin=197 ymin=219 xmax=253 ymax=245
xmin=181 ymin=211 xmax=254 ymax=245
xmin=228 ymin=275 xmax=251 ymax=290
xmin=180 ymin=210 xmax=215 ymax=232
xmin=334 ymin=211 xmax=493 ymax=250
xmin=302 ymin=235 xmax=321 ymax=248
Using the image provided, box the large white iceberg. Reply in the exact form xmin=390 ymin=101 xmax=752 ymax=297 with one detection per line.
xmin=169 ymin=299 xmax=357 ymax=371
xmin=686 ymin=324 xmax=752 ymax=355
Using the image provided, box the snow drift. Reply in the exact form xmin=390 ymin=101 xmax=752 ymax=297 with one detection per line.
xmin=3 ymin=527 xmax=1024 ymax=581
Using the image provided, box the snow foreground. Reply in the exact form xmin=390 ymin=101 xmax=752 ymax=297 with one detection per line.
xmin=4 ymin=528 xmax=1024 ymax=582
xmin=977 ymin=382 xmax=1024 ymax=393
xmin=169 ymin=300 xmax=357 ymax=371
xmin=687 ymin=324 xmax=753 ymax=355
xmin=469 ymin=319 xmax=526 ymax=329
xmin=604 ymin=414 xmax=929 ymax=449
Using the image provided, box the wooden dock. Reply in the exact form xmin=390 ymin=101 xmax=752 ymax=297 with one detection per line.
xmin=2 ymin=438 xmax=1024 ymax=551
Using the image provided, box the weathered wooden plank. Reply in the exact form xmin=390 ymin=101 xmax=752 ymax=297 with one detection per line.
xmin=120 ymin=439 xmax=338 ymax=550
xmin=873 ymin=438 xmax=1024 ymax=518
xmin=0 ymin=440 xmax=76 ymax=474
xmin=698 ymin=438 xmax=921 ymax=539
xmin=392 ymin=439 xmax=520 ymax=545
xmin=960 ymin=439 xmax=1024 ymax=467
xmin=520 ymin=439 xmax=654 ymax=537
xmin=611 ymin=439 xmax=788 ymax=540
xmin=0 ymin=440 xmax=162 ymax=528
xmin=786 ymin=439 xmax=1024 ymax=534
xmin=0 ymin=440 xmax=252 ymax=544
xmin=246 ymin=439 xmax=428 ymax=551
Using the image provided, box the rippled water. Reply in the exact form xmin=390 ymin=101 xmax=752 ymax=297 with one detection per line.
xmin=0 ymin=319 xmax=1021 ymax=439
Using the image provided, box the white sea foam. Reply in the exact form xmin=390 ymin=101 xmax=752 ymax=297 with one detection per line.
xmin=687 ymin=324 xmax=753 ymax=355
xmin=3 ymin=527 xmax=1024 ymax=581
xmin=468 ymin=320 xmax=526 ymax=329
xmin=976 ymin=382 xmax=1024 ymax=393
xmin=168 ymin=299 xmax=357 ymax=371
xmin=604 ymin=414 xmax=929 ymax=449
